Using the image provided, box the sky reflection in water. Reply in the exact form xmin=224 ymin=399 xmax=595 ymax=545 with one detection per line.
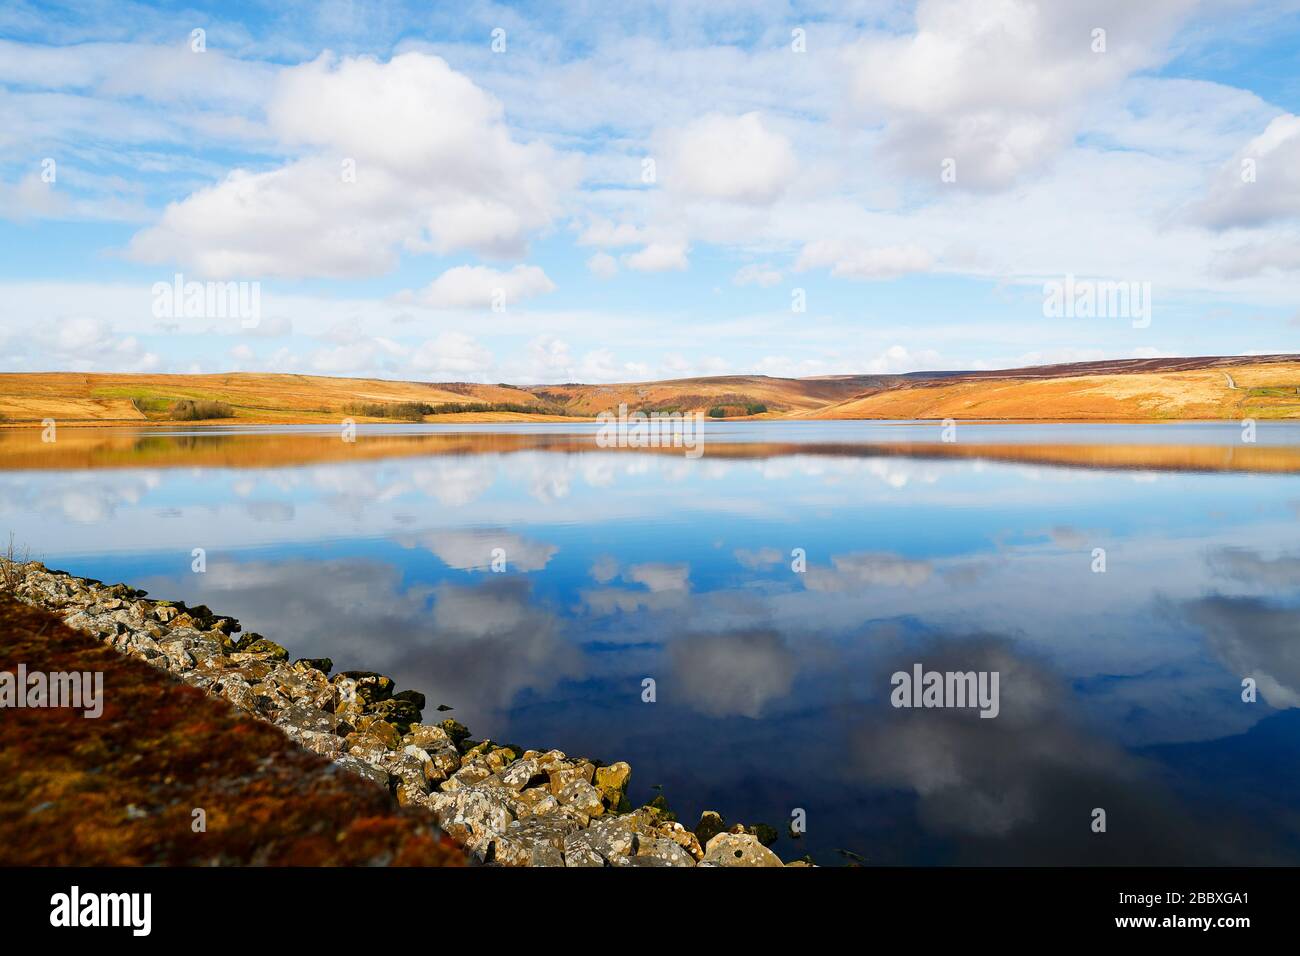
xmin=4 ymin=421 xmax=1300 ymax=864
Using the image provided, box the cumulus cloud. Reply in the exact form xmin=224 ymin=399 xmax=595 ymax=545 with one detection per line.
xmin=848 ymin=0 xmax=1196 ymax=190
xmin=805 ymin=551 xmax=933 ymax=591
xmin=406 ymin=264 xmax=556 ymax=309
xmin=1188 ymin=114 xmax=1300 ymax=230
xmin=623 ymin=241 xmax=689 ymax=272
xmin=668 ymin=629 xmax=797 ymax=718
xmin=624 ymin=562 xmax=690 ymax=592
xmin=127 ymin=52 xmax=578 ymax=277
xmin=409 ymin=331 xmax=494 ymax=377
xmin=399 ymin=528 xmax=559 ymax=572
xmin=1187 ymin=595 xmax=1300 ymax=709
xmin=660 ymin=111 xmax=797 ymax=204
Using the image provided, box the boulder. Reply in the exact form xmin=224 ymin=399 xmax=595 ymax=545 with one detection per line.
xmin=701 ymin=832 xmax=783 ymax=868
xmin=593 ymin=761 xmax=631 ymax=808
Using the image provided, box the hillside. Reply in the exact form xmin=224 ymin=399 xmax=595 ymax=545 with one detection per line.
xmin=0 ymin=355 xmax=1297 ymax=426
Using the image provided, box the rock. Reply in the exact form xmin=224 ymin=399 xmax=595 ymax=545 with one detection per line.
xmin=406 ymin=723 xmax=454 ymax=752
xmin=439 ymin=718 xmax=470 ymax=746
xmin=353 ymin=715 xmax=401 ymax=749
xmin=562 ymin=813 xmax=647 ymax=866
xmin=379 ymin=747 xmax=436 ymax=794
xmin=500 ymin=758 xmax=545 ymax=791
xmin=427 ymin=789 xmax=514 ymax=855
xmin=239 ymin=638 xmax=288 ymax=661
xmin=441 ymin=762 xmax=493 ymax=792
xmin=513 ymin=788 xmax=561 ymax=818
xmin=695 ymin=810 xmax=726 ymax=847
xmin=701 ymin=832 xmax=784 ymax=868
xmin=633 ymin=836 xmax=696 ymax=867
xmin=747 ymin=822 xmax=779 ymax=847
xmin=299 ymin=730 xmax=344 ymax=757
xmin=593 ymin=761 xmax=631 ymax=808
xmin=556 ymin=779 xmax=605 ymax=818
xmin=644 ymin=793 xmax=676 ymax=822
xmin=368 ymin=697 xmax=421 ymax=731
xmin=491 ymin=816 xmax=581 ymax=867
xmin=337 ymin=671 xmax=393 ymax=704
xmin=658 ymin=821 xmax=705 ymax=861
xmin=332 ymin=755 xmax=390 ymax=790
xmin=273 ymin=703 xmax=340 ymax=737
xmin=547 ymin=760 xmax=594 ymax=797
xmin=343 ymin=732 xmax=390 ymax=764
xmin=391 ymin=689 xmax=425 ymax=709
xmin=294 ymin=657 xmax=333 ymax=675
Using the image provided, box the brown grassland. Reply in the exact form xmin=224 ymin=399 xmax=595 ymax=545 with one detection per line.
xmin=0 ymin=354 xmax=1297 ymax=427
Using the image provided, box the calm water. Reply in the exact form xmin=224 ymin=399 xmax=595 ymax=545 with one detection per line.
xmin=5 ymin=420 xmax=1300 ymax=865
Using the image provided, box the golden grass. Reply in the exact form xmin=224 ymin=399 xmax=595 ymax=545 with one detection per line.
xmin=804 ymin=362 xmax=1300 ymax=421
xmin=1 ymin=361 xmax=1298 ymax=427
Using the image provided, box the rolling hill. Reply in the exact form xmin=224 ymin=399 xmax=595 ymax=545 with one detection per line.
xmin=0 ymin=354 xmax=1297 ymax=426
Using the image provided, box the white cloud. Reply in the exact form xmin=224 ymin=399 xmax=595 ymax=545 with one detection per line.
xmin=1211 ymin=242 xmax=1300 ymax=279
xmin=1188 ymin=114 xmax=1300 ymax=229
xmin=796 ymin=240 xmax=933 ymax=280
xmin=625 ymin=562 xmax=691 ymax=592
xmin=126 ymin=51 xmax=578 ymax=278
xmin=408 ymin=264 xmax=556 ymax=309
xmin=848 ymin=0 xmax=1196 ymax=190
xmin=660 ymin=111 xmax=797 ymax=204
xmin=578 ymin=218 xmax=644 ymax=247
xmin=624 ymin=241 xmax=689 ymax=272
xmin=586 ymin=251 xmax=619 ymax=278
xmin=410 ymin=331 xmax=493 ymax=377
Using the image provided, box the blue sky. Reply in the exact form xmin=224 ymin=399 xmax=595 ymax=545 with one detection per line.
xmin=1 ymin=0 xmax=1298 ymax=382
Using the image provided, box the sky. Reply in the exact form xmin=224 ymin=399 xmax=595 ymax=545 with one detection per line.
xmin=1 ymin=0 xmax=1298 ymax=383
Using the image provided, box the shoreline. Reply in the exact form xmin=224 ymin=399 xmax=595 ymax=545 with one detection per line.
xmin=3 ymin=415 xmax=1300 ymax=429
xmin=2 ymin=560 xmax=796 ymax=868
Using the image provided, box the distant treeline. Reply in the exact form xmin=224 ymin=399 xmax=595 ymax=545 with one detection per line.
xmin=169 ymin=399 xmax=235 ymax=420
xmin=342 ymin=400 xmax=576 ymax=420
xmin=708 ymin=402 xmax=768 ymax=418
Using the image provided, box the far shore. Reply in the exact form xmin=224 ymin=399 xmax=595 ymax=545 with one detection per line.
xmin=2 ymin=356 xmax=1298 ymax=427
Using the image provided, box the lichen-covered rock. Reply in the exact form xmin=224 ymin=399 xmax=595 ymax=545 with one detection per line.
xmin=352 ymin=716 xmax=401 ymax=749
xmin=3 ymin=560 xmax=790 ymax=868
xmin=407 ymin=722 xmax=454 ymax=752
xmin=427 ymin=789 xmax=513 ymax=855
xmin=562 ymin=812 xmax=646 ymax=866
xmin=491 ymin=815 xmax=581 ymax=867
xmin=557 ymin=778 xmax=605 ymax=818
xmin=701 ymin=832 xmax=783 ymax=867
xmin=337 ymin=671 xmax=394 ymax=704
xmin=332 ymin=755 xmax=390 ymax=789
xmin=294 ymin=657 xmax=333 ymax=675
xmin=632 ymin=836 xmax=696 ymax=867
xmin=593 ymin=761 xmax=631 ymax=808
xmin=500 ymin=757 xmax=544 ymax=791
xmin=548 ymin=760 xmax=595 ymax=796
